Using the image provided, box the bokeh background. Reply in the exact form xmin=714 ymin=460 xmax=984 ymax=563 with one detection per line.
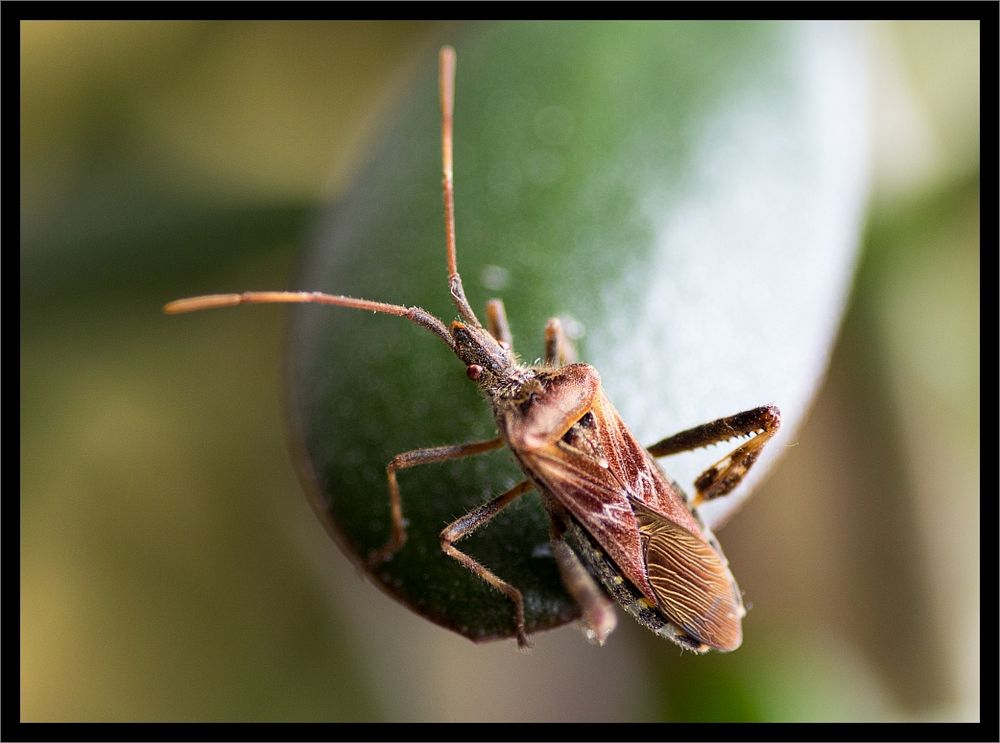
xmin=21 ymin=21 xmax=980 ymax=722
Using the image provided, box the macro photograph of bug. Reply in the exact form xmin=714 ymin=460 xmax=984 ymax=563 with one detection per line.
xmin=165 ymin=45 xmax=782 ymax=655
xmin=20 ymin=20 xmax=981 ymax=725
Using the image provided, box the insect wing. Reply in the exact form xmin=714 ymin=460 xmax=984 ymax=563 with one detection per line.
xmin=526 ymin=431 xmax=650 ymax=597
xmin=520 ymin=389 xmax=665 ymax=604
xmin=632 ymin=501 xmax=743 ymax=651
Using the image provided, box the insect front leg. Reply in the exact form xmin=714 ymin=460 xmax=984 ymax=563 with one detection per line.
xmin=543 ymin=317 xmax=576 ymax=367
xmin=440 ymin=479 xmax=536 ymax=649
xmin=548 ymin=515 xmax=617 ymax=645
xmin=485 ymin=299 xmax=513 ymax=348
xmin=368 ymin=437 xmax=505 ymax=566
xmin=646 ymin=405 xmax=781 ymax=507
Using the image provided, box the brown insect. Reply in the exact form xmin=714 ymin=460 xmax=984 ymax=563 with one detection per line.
xmin=166 ymin=46 xmax=781 ymax=652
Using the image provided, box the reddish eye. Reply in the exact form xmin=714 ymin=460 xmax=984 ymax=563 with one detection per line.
xmin=466 ymin=364 xmax=484 ymax=380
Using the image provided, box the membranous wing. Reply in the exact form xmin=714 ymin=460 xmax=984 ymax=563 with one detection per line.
xmin=631 ymin=500 xmax=743 ymax=651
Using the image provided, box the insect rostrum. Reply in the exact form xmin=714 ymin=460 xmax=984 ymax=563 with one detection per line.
xmin=166 ymin=46 xmax=780 ymax=653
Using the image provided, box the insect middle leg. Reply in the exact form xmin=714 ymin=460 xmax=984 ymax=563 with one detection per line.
xmin=440 ymin=479 xmax=536 ymax=648
xmin=368 ymin=437 xmax=505 ymax=566
xmin=647 ymin=405 xmax=782 ymax=507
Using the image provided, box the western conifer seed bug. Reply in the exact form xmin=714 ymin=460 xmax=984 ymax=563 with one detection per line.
xmin=166 ymin=46 xmax=781 ymax=652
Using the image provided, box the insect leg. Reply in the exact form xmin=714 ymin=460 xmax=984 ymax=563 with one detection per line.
xmin=543 ymin=317 xmax=577 ymax=367
xmin=646 ymin=405 xmax=781 ymax=507
xmin=548 ymin=516 xmax=617 ymax=645
xmin=368 ymin=437 xmax=505 ymax=566
xmin=485 ymin=299 xmax=513 ymax=348
xmin=440 ymin=479 xmax=535 ymax=648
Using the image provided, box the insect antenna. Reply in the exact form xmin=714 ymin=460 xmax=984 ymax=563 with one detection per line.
xmin=439 ymin=45 xmax=482 ymax=329
xmin=163 ymin=291 xmax=454 ymax=349
xmin=162 ymin=47 xmax=487 ymax=355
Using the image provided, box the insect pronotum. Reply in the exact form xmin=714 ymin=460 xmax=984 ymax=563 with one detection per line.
xmin=166 ymin=46 xmax=781 ymax=652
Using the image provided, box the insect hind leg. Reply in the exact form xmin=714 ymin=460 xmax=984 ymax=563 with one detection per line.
xmin=646 ymin=405 xmax=781 ymax=507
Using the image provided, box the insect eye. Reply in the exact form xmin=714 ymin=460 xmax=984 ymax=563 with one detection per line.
xmin=466 ymin=364 xmax=484 ymax=380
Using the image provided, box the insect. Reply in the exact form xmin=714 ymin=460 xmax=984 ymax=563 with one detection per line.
xmin=166 ymin=46 xmax=781 ymax=653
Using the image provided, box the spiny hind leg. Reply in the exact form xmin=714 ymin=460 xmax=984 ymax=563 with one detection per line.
xmin=440 ymin=479 xmax=535 ymax=649
xmin=368 ymin=437 xmax=504 ymax=566
xmin=646 ymin=405 xmax=781 ymax=507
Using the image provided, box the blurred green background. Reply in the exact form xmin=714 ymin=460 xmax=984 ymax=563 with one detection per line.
xmin=20 ymin=21 xmax=979 ymax=722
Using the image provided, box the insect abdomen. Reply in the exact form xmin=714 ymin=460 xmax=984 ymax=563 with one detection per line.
xmin=562 ymin=519 xmax=711 ymax=653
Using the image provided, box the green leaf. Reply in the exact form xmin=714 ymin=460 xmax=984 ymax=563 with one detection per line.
xmin=288 ymin=22 xmax=868 ymax=643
